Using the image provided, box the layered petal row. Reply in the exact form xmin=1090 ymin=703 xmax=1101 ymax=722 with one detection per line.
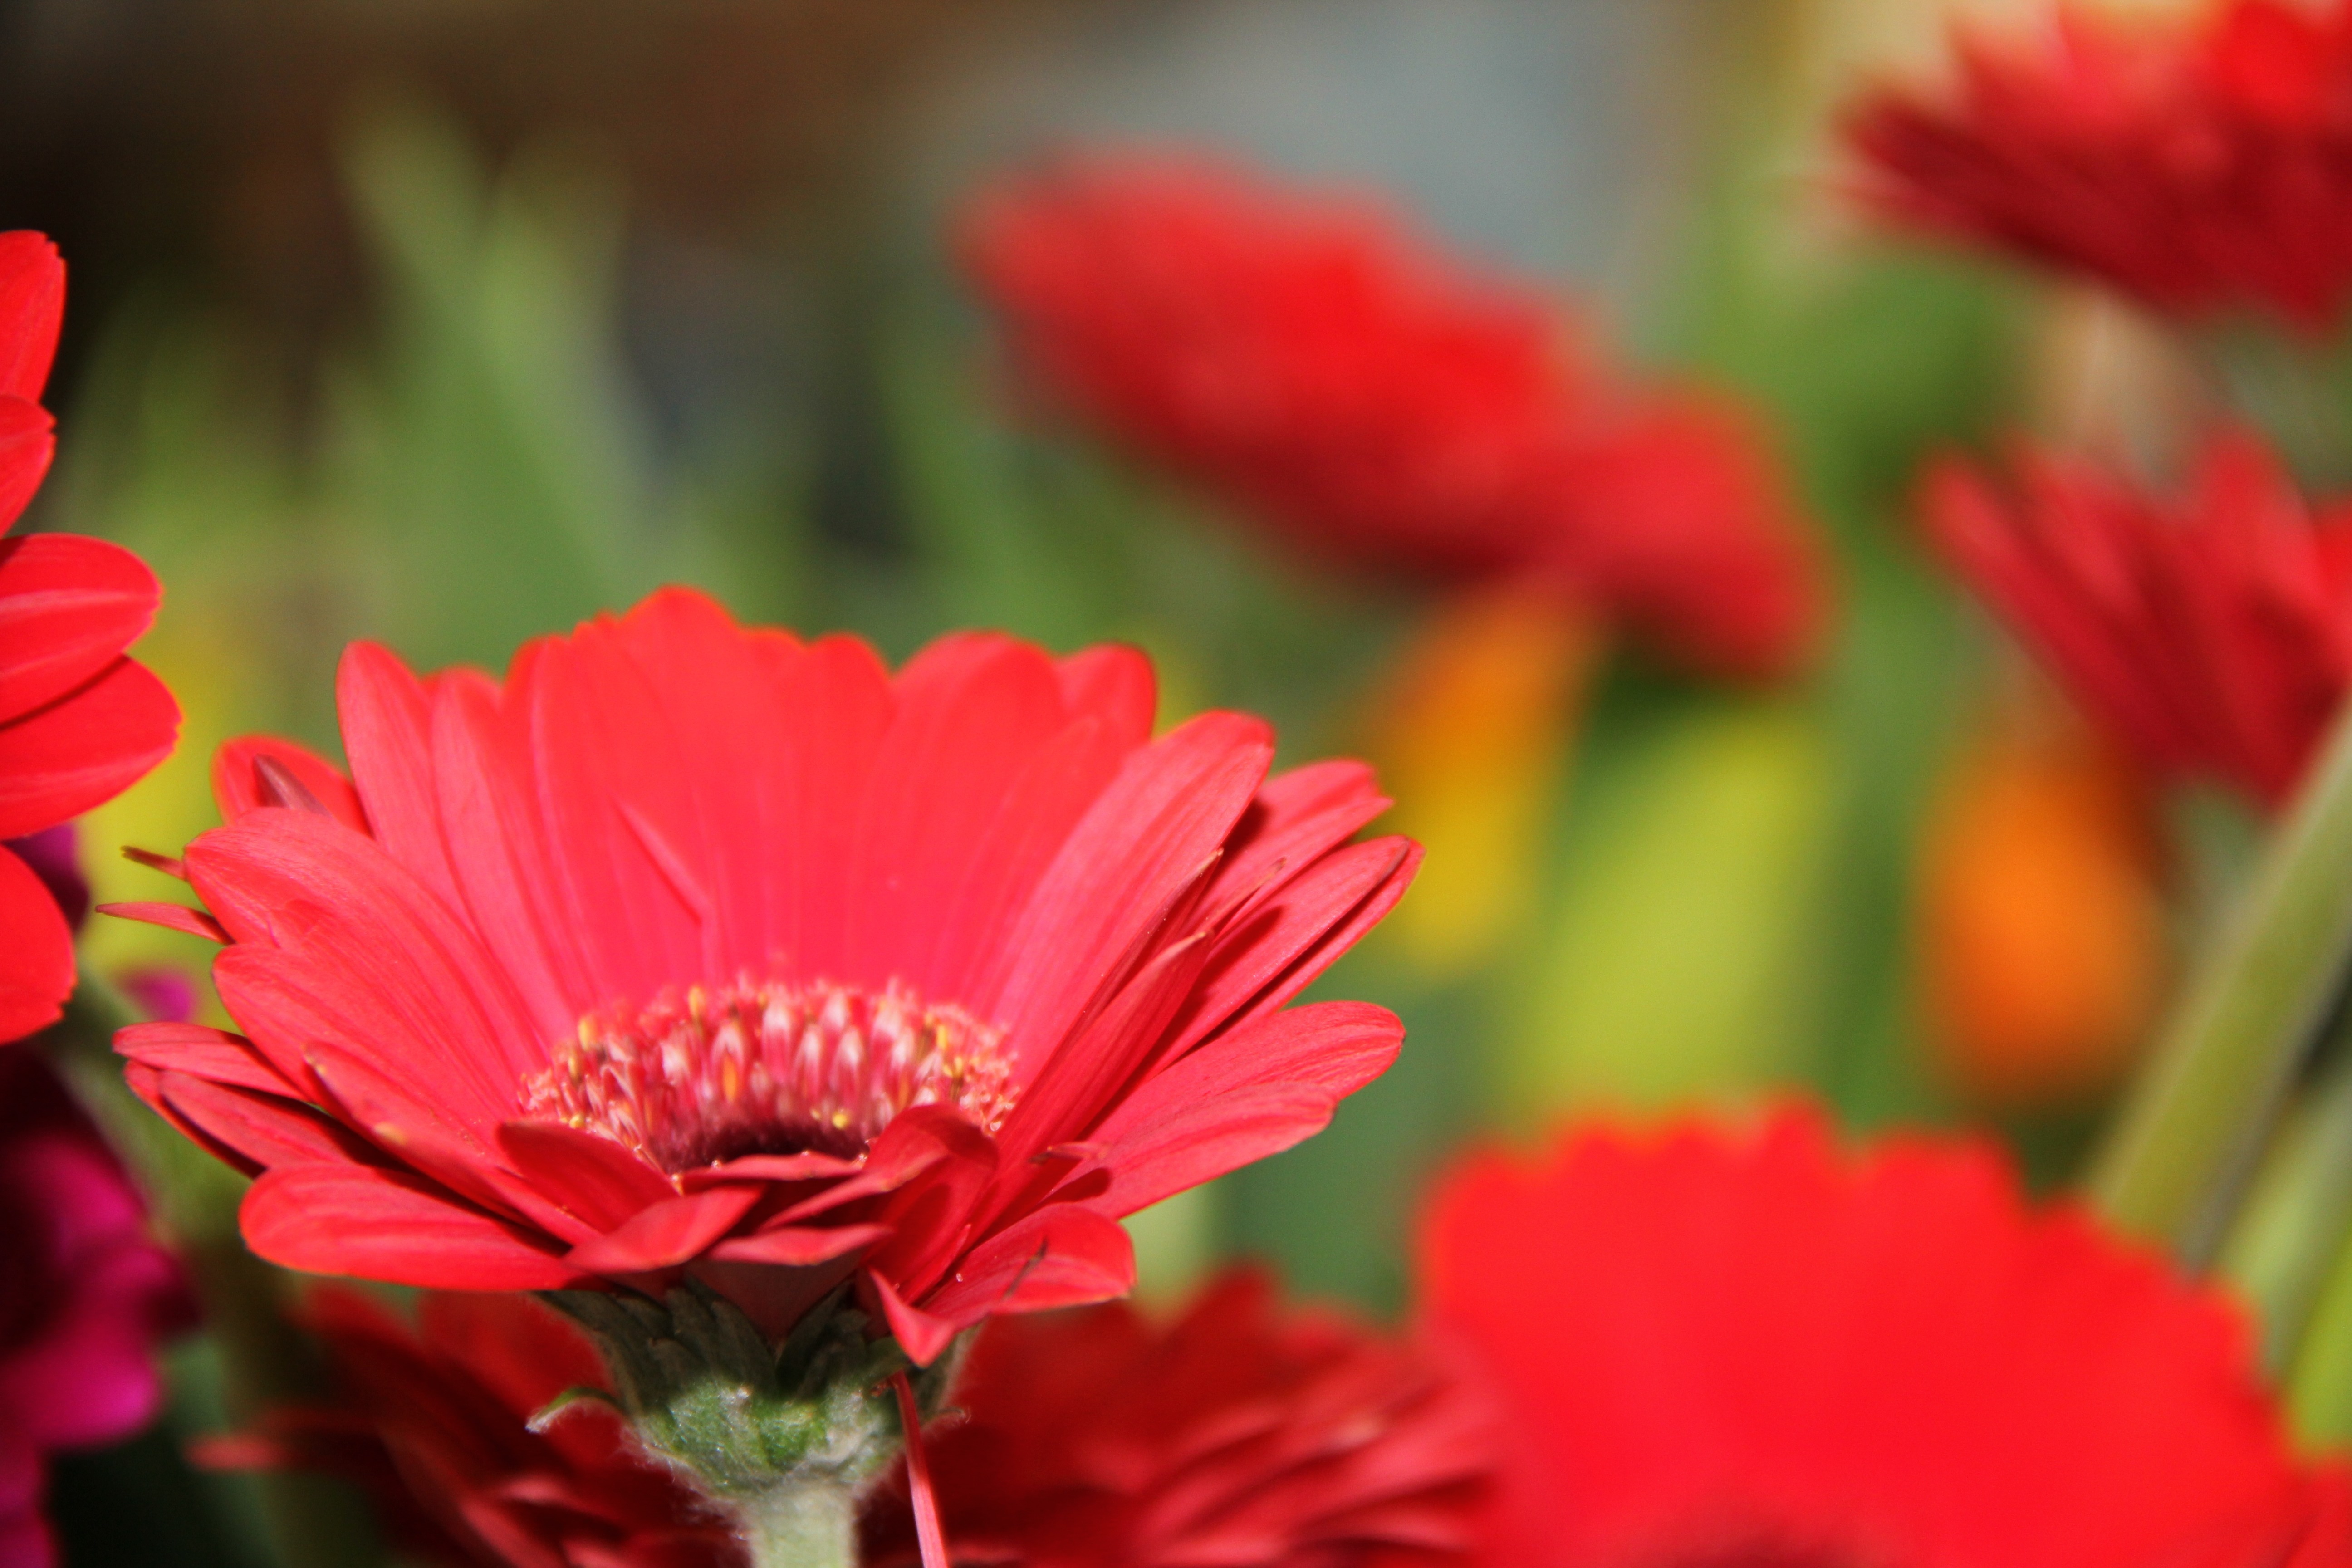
xmin=1922 ymin=430 xmax=2352 ymax=810
xmin=959 ymin=156 xmax=1827 ymax=680
xmin=200 ymin=1289 xmax=742 ymax=1568
xmin=862 ymin=1267 xmax=1495 ymax=1568
xmin=1422 ymin=1106 xmax=2351 ymax=1568
xmin=1847 ymin=1 xmax=2352 ymax=333
xmin=115 ymin=588 xmax=1417 ymax=1361
xmin=0 ymin=232 xmax=178 ymax=1042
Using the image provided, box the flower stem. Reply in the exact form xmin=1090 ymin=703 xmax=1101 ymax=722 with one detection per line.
xmin=2090 ymin=701 xmax=2352 ymax=1260
xmin=738 ymin=1480 xmax=859 ymax=1568
xmin=2219 ymin=1019 xmax=2352 ymax=1368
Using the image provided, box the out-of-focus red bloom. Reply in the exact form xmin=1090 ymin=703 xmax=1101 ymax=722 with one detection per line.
xmin=1847 ymin=2 xmax=2352 ymax=335
xmin=1421 ymin=1105 xmax=2352 ymax=1568
xmin=112 ymin=588 xmax=1417 ymax=1363
xmin=0 ymin=1048 xmax=196 ymax=1568
xmin=1923 ymin=430 xmax=2352 ymax=811
xmin=0 ymin=232 xmax=179 ymax=1043
xmin=958 ymin=157 xmax=1826 ymax=681
xmin=201 ymin=1289 xmax=742 ymax=1568
xmin=861 ymin=1268 xmax=1494 ymax=1568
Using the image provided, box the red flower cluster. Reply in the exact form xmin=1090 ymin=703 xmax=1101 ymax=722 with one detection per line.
xmin=1 ymin=1048 xmax=195 ymax=1567
xmin=862 ymin=1268 xmax=1493 ymax=1568
xmin=1847 ymin=1 xmax=2352 ymax=333
xmin=1923 ymin=429 xmax=2352 ymax=810
xmin=959 ymin=157 xmax=1826 ymax=681
xmin=1423 ymin=1107 xmax=2351 ymax=1568
xmin=201 ymin=1289 xmax=742 ymax=1568
xmin=0 ymin=232 xmax=178 ymax=1042
xmin=113 ymin=588 xmax=1417 ymax=1362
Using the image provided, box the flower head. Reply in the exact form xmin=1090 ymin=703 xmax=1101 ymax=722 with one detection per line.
xmin=1 ymin=1048 xmax=196 ymax=1567
xmin=201 ymin=1288 xmax=743 ymax=1568
xmin=861 ymin=1267 xmax=1495 ymax=1568
xmin=1421 ymin=1106 xmax=2350 ymax=1568
xmin=0 ymin=233 xmax=179 ymax=1042
xmin=114 ymin=588 xmax=1417 ymax=1363
xmin=1846 ymin=2 xmax=2352 ymax=333
xmin=1923 ymin=429 xmax=2352 ymax=810
xmin=958 ymin=156 xmax=1826 ymax=681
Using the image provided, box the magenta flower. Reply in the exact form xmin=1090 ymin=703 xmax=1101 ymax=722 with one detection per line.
xmin=0 ymin=1049 xmax=195 ymax=1567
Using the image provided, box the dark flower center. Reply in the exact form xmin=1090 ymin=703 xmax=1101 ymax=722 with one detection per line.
xmin=520 ymin=977 xmax=1015 ymax=1172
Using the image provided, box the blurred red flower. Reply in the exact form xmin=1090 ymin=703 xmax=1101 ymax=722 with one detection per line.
xmin=1923 ymin=430 xmax=2352 ymax=810
xmin=1421 ymin=1106 xmax=2351 ymax=1568
xmin=111 ymin=588 xmax=1417 ymax=1363
xmin=958 ymin=157 xmax=1826 ymax=681
xmin=0 ymin=232 xmax=179 ymax=1042
xmin=0 ymin=1048 xmax=196 ymax=1568
xmin=1847 ymin=1 xmax=2352 ymax=334
xmin=201 ymin=1288 xmax=742 ymax=1568
xmin=861 ymin=1267 xmax=1494 ymax=1568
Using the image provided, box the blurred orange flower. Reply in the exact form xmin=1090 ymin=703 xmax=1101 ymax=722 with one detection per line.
xmin=1915 ymin=702 xmax=2166 ymax=1108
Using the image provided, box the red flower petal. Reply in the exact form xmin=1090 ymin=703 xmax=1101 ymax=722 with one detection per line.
xmin=918 ymin=1204 xmax=1135 ymax=1327
xmin=707 ymin=1224 xmax=891 ymax=1267
xmin=1421 ymin=1106 xmax=2338 ymax=1568
xmin=211 ymin=736 xmax=367 ymax=831
xmin=0 ymin=842 xmax=73 ymax=1042
xmin=1924 ymin=430 xmax=2352 ymax=810
xmin=1085 ymin=1000 xmax=1405 ymax=1218
xmin=96 ymin=900 xmax=229 ymax=944
xmin=861 ymin=1266 xmax=1493 ymax=1568
xmin=0 ymin=234 xmax=64 ymax=404
xmin=149 ymin=1071 xmax=377 ymax=1172
xmin=242 ymin=1164 xmax=582 ymax=1290
xmin=0 ymin=655 xmax=178 ymax=838
xmin=0 ymin=534 xmax=159 ymax=724
xmin=0 ymin=398 xmax=53 ymax=537
xmin=562 ymin=1187 xmax=764 ymax=1275
xmin=114 ymin=1022 xmax=295 ymax=1097
xmin=496 ymin=1120 xmax=676 ymax=1233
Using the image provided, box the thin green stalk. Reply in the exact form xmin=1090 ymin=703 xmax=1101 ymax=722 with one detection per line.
xmin=2090 ymin=700 xmax=2352 ymax=1261
xmin=2289 ymin=1218 xmax=2352 ymax=1444
xmin=2220 ymin=1020 xmax=2352 ymax=1367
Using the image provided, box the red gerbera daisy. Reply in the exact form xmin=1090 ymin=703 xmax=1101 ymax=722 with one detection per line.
xmin=1846 ymin=1 xmax=2352 ymax=334
xmin=957 ymin=156 xmax=1826 ymax=681
xmin=1421 ymin=1106 xmax=2352 ymax=1568
xmin=0 ymin=232 xmax=178 ymax=1042
xmin=860 ymin=1267 xmax=1494 ymax=1568
xmin=110 ymin=588 xmax=1417 ymax=1367
xmin=1922 ymin=428 xmax=2352 ymax=811
xmin=201 ymin=1288 xmax=743 ymax=1568
xmin=1 ymin=1048 xmax=197 ymax=1568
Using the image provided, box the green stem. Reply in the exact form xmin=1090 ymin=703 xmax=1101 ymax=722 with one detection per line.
xmin=737 ymin=1480 xmax=858 ymax=1568
xmin=2089 ymin=699 xmax=2352 ymax=1261
xmin=2220 ymin=1023 xmax=2352 ymax=1367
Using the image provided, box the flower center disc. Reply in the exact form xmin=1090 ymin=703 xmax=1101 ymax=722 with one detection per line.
xmin=520 ymin=978 xmax=1015 ymax=1173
